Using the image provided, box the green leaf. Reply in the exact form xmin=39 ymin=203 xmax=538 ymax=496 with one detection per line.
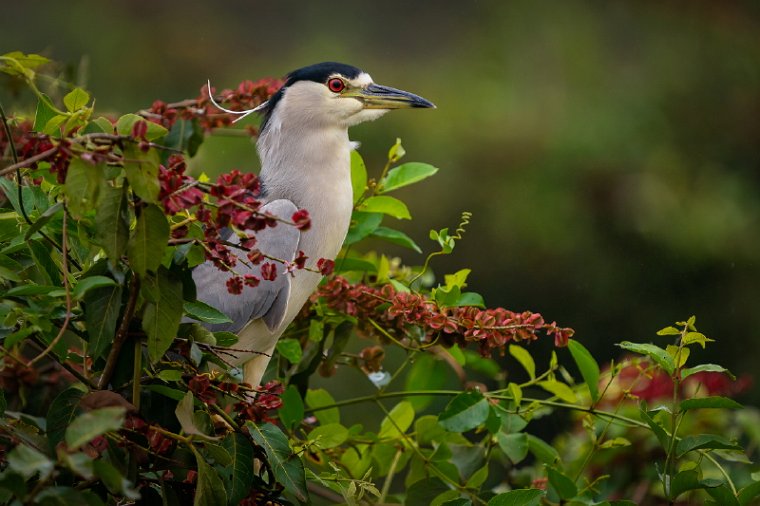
xmin=94 ymin=183 xmax=129 ymax=262
xmin=183 ymin=300 xmax=232 ymax=324
xmin=497 ymin=432 xmax=528 ymax=464
xmin=214 ymin=331 xmax=239 ymax=347
xmin=33 ymin=95 xmax=58 ymax=132
xmin=683 ymin=331 xmax=714 ymax=348
xmin=65 ymin=159 xmax=104 ymax=218
xmin=63 ymin=88 xmax=90 ymax=112
xmin=6 ymin=444 xmax=54 ymax=479
xmin=24 ymin=201 xmax=63 ymax=240
xmin=279 ymin=385 xmax=304 ymax=430
xmin=345 ymin=211 xmax=383 ymax=245
xmin=65 ymin=407 xmax=125 ymax=449
xmin=527 ymin=434 xmax=559 ymax=464
xmin=676 ymin=434 xmax=743 ymax=457
xmin=84 ymin=284 xmax=123 ymax=359
xmin=221 ymin=432 xmax=254 ymax=506
xmin=350 ymin=150 xmax=368 ymax=204
xmin=46 ymin=384 xmax=86 ymax=451
xmin=487 ymin=489 xmax=545 ymax=506
xmin=387 ymin=137 xmax=406 ymax=163
xmin=175 ymin=391 xmax=207 ymax=436
xmin=738 ymin=480 xmax=760 ymax=505
xmin=334 ymin=257 xmax=377 ymax=274
xmin=568 ymin=339 xmax=600 ymax=402
xmin=537 ymin=380 xmax=577 ymax=403
xmin=379 ymin=401 xmax=415 ymax=438
xmin=276 ymin=339 xmax=303 ymax=365
xmin=370 ymin=226 xmax=422 ymax=252
xmin=405 ymin=354 xmax=447 ymax=411
xmin=308 ymin=422 xmax=349 ymax=449
xmin=657 ymin=326 xmax=682 ymax=336
xmin=639 ymin=403 xmax=669 ymax=449
xmin=379 ymin=162 xmax=439 ymax=193
xmin=116 ymin=113 xmax=168 ymax=141
xmin=143 ymin=267 xmax=184 ymax=363
xmin=165 ymin=118 xmax=203 ymax=156
xmin=705 ymin=483 xmax=740 ymax=506
xmin=306 ymin=389 xmax=340 ymax=425
xmin=599 ymin=437 xmax=631 ymax=449
xmin=128 ymin=204 xmax=168 ymax=277
xmin=190 ymin=446 xmax=227 ymax=506
xmin=247 ymin=422 xmax=307 ymax=503
xmin=72 ymin=276 xmax=116 ymax=300
xmin=680 ymin=396 xmax=742 ymax=411
xmin=669 ymin=469 xmax=701 ymax=500
xmin=357 ymin=195 xmax=411 ymax=219
xmin=439 ymin=391 xmax=490 ymax=433
xmin=681 ymin=363 xmax=735 ymax=380
xmin=617 ymin=341 xmax=675 ymax=375
xmin=405 ymin=477 xmax=449 ymax=506
xmin=547 ymin=467 xmax=577 ymax=500
xmin=92 ymin=459 xmax=140 ymax=499
xmin=508 ymin=344 xmax=535 ymax=380
xmin=123 ymin=144 xmax=160 ymax=203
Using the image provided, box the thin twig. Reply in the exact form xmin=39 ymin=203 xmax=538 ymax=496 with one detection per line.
xmin=29 ymin=210 xmax=71 ymax=365
xmin=98 ymin=275 xmax=141 ymax=389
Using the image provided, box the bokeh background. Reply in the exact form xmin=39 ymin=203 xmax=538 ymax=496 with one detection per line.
xmin=3 ymin=1 xmax=760 ymax=402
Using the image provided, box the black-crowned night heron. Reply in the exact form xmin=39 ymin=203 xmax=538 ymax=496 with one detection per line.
xmin=192 ymin=62 xmax=434 ymax=386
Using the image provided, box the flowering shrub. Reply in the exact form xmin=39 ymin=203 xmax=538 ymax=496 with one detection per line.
xmin=0 ymin=51 xmax=757 ymax=506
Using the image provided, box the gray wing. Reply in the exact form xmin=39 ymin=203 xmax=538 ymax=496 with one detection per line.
xmin=190 ymin=199 xmax=300 ymax=333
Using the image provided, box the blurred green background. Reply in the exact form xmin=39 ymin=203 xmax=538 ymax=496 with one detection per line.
xmin=4 ymin=1 xmax=760 ymax=401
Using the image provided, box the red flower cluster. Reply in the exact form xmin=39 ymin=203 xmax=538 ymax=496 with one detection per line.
xmin=158 ymin=154 xmax=204 ymax=215
xmin=234 ymin=380 xmax=284 ymax=424
xmin=316 ymin=276 xmax=574 ymax=356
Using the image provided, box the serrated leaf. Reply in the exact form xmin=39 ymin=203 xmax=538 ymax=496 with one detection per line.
xmin=537 ymin=380 xmax=577 ymax=403
xmin=618 ymin=341 xmax=675 ymax=375
xmin=350 ymin=149 xmax=367 ymax=204
xmin=306 ymin=388 xmax=339 ymax=425
xmin=308 ymin=423 xmax=349 ymax=449
xmin=487 ymin=489 xmax=545 ymax=506
xmin=247 ymin=422 xmax=307 ymax=502
xmin=65 ymin=407 xmax=125 ymax=449
xmin=568 ymin=339 xmax=600 ymax=402
xmin=508 ymin=344 xmax=535 ymax=380
xmin=357 ymin=195 xmax=410 ymax=219
xmin=128 ymin=204 xmax=168 ymax=276
xmin=676 ymin=434 xmax=744 ymax=457
xmin=276 ymin=339 xmax=302 ymax=365
xmin=143 ymin=267 xmax=183 ymax=363
xmin=221 ymin=432 xmax=254 ymax=505
xmin=439 ymin=391 xmax=489 ymax=433
xmin=63 ymin=88 xmax=90 ymax=112
xmin=379 ymin=401 xmax=415 ymax=438
xmin=547 ymin=466 xmax=577 ymax=500
xmin=370 ymin=226 xmax=421 ymax=252
xmin=183 ymin=300 xmax=232 ymax=324
xmin=379 ymin=162 xmax=438 ymax=193
xmin=680 ymin=396 xmax=742 ymax=411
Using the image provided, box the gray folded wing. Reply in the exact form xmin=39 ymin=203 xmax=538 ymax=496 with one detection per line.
xmin=190 ymin=199 xmax=300 ymax=333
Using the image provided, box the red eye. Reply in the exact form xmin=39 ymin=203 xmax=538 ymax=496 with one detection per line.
xmin=327 ymin=78 xmax=345 ymax=93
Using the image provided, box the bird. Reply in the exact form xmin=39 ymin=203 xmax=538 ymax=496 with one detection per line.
xmin=191 ymin=62 xmax=434 ymax=387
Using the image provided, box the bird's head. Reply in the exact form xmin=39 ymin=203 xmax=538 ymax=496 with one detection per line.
xmin=260 ymin=62 xmax=435 ymax=132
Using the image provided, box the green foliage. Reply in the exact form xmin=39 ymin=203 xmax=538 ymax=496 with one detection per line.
xmin=0 ymin=52 xmax=757 ymax=506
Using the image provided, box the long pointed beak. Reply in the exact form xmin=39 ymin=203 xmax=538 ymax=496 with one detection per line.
xmin=348 ymin=83 xmax=435 ymax=109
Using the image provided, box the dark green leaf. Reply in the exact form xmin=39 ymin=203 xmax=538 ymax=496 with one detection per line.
xmin=279 ymin=385 xmax=304 ymax=430
xmin=405 ymin=354 xmax=447 ymax=411
xmin=669 ymin=469 xmax=701 ymax=500
xmin=276 ymin=339 xmax=302 ymax=365
xmin=357 ymin=195 xmax=411 ymax=219
xmin=27 ymin=240 xmax=59 ymax=285
xmin=738 ymin=480 xmax=760 ymax=505
xmin=33 ymin=94 xmax=58 ymax=131
xmin=639 ymin=403 xmax=669 ymax=449
xmin=128 ymin=204 xmax=168 ymax=277
xmin=165 ymin=118 xmax=204 ymax=156
xmin=487 ymin=489 xmax=545 ymax=506
xmin=705 ymin=483 xmax=740 ymax=506
xmin=526 ymin=434 xmax=559 ymax=464
xmin=247 ymin=422 xmax=307 ymax=502
xmin=345 ymin=211 xmax=383 ymax=245
xmin=334 ymin=257 xmax=377 ymax=273
xmin=183 ymin=300 xmax=232 ymax=324
xmin=123 ymin=145 xmax=160 ymax=203
xmin=65 ymin=159 xmax=103 ymax=218
xmin=92 ymin=459 xmax=139 ymax=499
xmin=682 ymin=364 xmax=735 ymax=380
xmin=65 ymin=407 xmax=125 ymax=449
xmin=84 ymin=284 xmax=123 ymax=359
xmin=143 ymin=267 xmax=183 ymax=363
xmin=676 ymin=434 xmax=743 ymax=457
xmin=370 ymin=226 xmax=422 ymax=252
xmin=189 ymin=446 xmax=227 ymax=506
xmin=617 ymin=342 xmax=675 ymax=375
xmin=5 ymin=284 xmax=58 ymax=296
xmin=680 ymin=396 xmax=742 ymax=411
xmin=94 ymin=183 xmax=129 ymax=262
xmin=405 ymin=477 xmax=449 ymax=506
xmin=379 ymin=162 xmax=438 ymax=193
xmin=46 ymin=384 xmax=86 ymax=451
xmin=547 ymin=467 xmax=577 ymax=500
xmin=73 ymin=276 xmax=116 ymax=300
xmin=221 ymin=433 xmax=254 ymax=506
xmin=439 ymin=391 xmax=489 ymax=433
xmin=568 ymin=339 xmax=600 ymax=402
xmin=24 ymin=202 xmax=62 ymax=241
xmin=213 ymin=331 xmax=238 ymax=347
xmin=497 ymin=432 xmax=528 ymax=464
